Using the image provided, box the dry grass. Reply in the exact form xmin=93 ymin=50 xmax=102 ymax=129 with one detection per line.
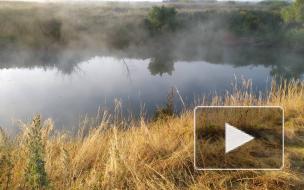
xmin=0 ymin=80 xmax=304 ymax=190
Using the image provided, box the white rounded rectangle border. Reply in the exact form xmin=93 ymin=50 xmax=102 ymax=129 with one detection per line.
xmin=193 ymin=106 xmax=284 ymax=171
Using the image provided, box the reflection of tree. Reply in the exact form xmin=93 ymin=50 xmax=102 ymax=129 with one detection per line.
xmin=0 ymin=49 xmax=83 ymax=74
xmin=1 ymin=44 xmax=304 ymax=79
xmin=203 ymin=45 xmax=225 ymax=64
xmin=270 ymin=58 xmax=304 ymax=80
xmin=218 ymin=46 xmax=304 ymax=80
xmin=148 ymin=52 xmax=175 ymax=76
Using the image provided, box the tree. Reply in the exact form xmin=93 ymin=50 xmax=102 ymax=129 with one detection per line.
xmin=145 ymin=6 xmax=178 ymax=34
xmin=294 ymin=0 xmax=304 ymax=22
xmin=281 ymin=0 xmax=304 ymax=23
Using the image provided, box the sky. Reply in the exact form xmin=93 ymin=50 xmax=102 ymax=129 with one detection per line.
xmin=3 ymin=0 xmax=162 ymax=1
xmin=3 ymin=0 xmax=264 ymax=2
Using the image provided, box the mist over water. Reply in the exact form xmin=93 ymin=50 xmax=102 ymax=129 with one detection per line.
xmin=1 ymin=38 xmax=304 ymax=133
xmin=0 ymin=53 xmax=283 ymax=133
xmin=1 ymin=1 xmax=304 ymax=133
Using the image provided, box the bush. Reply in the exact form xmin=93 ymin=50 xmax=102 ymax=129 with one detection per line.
xmin=284 ymin=28 xmax=304 ymax=49
xmin=40 ymin=19 xmax=62 ymax=43
xmin=107 ymin=26 xmax=131 ymax=49
xmin=281 ymin=6 xmax=296 ymax=23
xmin=229 ymin=10 xmax=283 ymax=37
xmin=294 ymin=0 xmax=304 ymax=22
xmin=154 ymin=88 xmax=175 ymax=120
xmin=281 ymin=0 xmax=304 ymax=23
xmin=144 ymin=6 xmax=179 ymax=34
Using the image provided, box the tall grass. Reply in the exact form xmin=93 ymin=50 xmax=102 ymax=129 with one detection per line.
xmin=0 ymin=80 xmax=304 ymax=189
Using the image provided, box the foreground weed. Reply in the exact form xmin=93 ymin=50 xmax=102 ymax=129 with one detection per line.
xmin=24 ymin=115 xmax=48 ymax=190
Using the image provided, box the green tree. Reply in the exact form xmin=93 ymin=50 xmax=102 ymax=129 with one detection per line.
xmin=281 ymin=0 xmax=304 ymax=23
xmin=145 ymin=6 xmax=178 ymax=34
xmin=229 ymin=10 xmax=282 ymax=37
xmin=293 ymin=0 xmax=304 ymax=22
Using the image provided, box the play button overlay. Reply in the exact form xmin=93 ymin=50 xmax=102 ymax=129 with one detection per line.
xmin=225 ymin=123 xmax=255 ymax=153
xmin=194 ymin=106 xmax=284 ymax=170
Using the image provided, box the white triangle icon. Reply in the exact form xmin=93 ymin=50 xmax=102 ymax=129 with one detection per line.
xmin=225 ymin=123 xmax=254 ymax=153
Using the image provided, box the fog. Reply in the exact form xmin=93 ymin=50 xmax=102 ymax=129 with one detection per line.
xmin=0 ymin=0 xmax=303 ymax=132
xmin=0 ymin=1 xmax=302 ymax=77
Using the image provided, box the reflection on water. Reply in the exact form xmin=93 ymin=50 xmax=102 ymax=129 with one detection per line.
xmin=0 ymin=47 xmax=303 ymax=132
xmin=1 ymin=46 xmax=304 ymax=78
xmin=149 ymin=51 xmax=175 ymax=76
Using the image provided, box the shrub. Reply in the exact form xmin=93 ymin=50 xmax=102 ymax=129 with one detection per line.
xmin=39 ymin=19 xmax=62 ymax=43
xmin=284 ymin=28 xmax=304 ymax=49
xmin=229 ymin=10 xmax=283 ymax=37
xmin=281 ymin=0 xmax=304 ymax=23
xmin=154 ymin=88 xmax=175 ymax=120
xmin=144 ymin=6 xmax=179 ymax=34
xmin=107 ymin=24 xmax=132 ymax=49
xmin=293 ymin=0 xmax=304 ymax=22
xmin=281 ymin=6 xmax=296 ymax=23
xmin=24 ymin=115 xmax=48 ymax=190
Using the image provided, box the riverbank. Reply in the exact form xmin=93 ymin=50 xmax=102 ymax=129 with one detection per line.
xmin=0 ymin=1 xmax=301 ymax=52
xmin=0 ymin=80 xmax=303 ymax=189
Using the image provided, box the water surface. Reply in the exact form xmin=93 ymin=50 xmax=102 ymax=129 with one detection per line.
xmin=0 ymin=49 xmax=303 ymax=133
